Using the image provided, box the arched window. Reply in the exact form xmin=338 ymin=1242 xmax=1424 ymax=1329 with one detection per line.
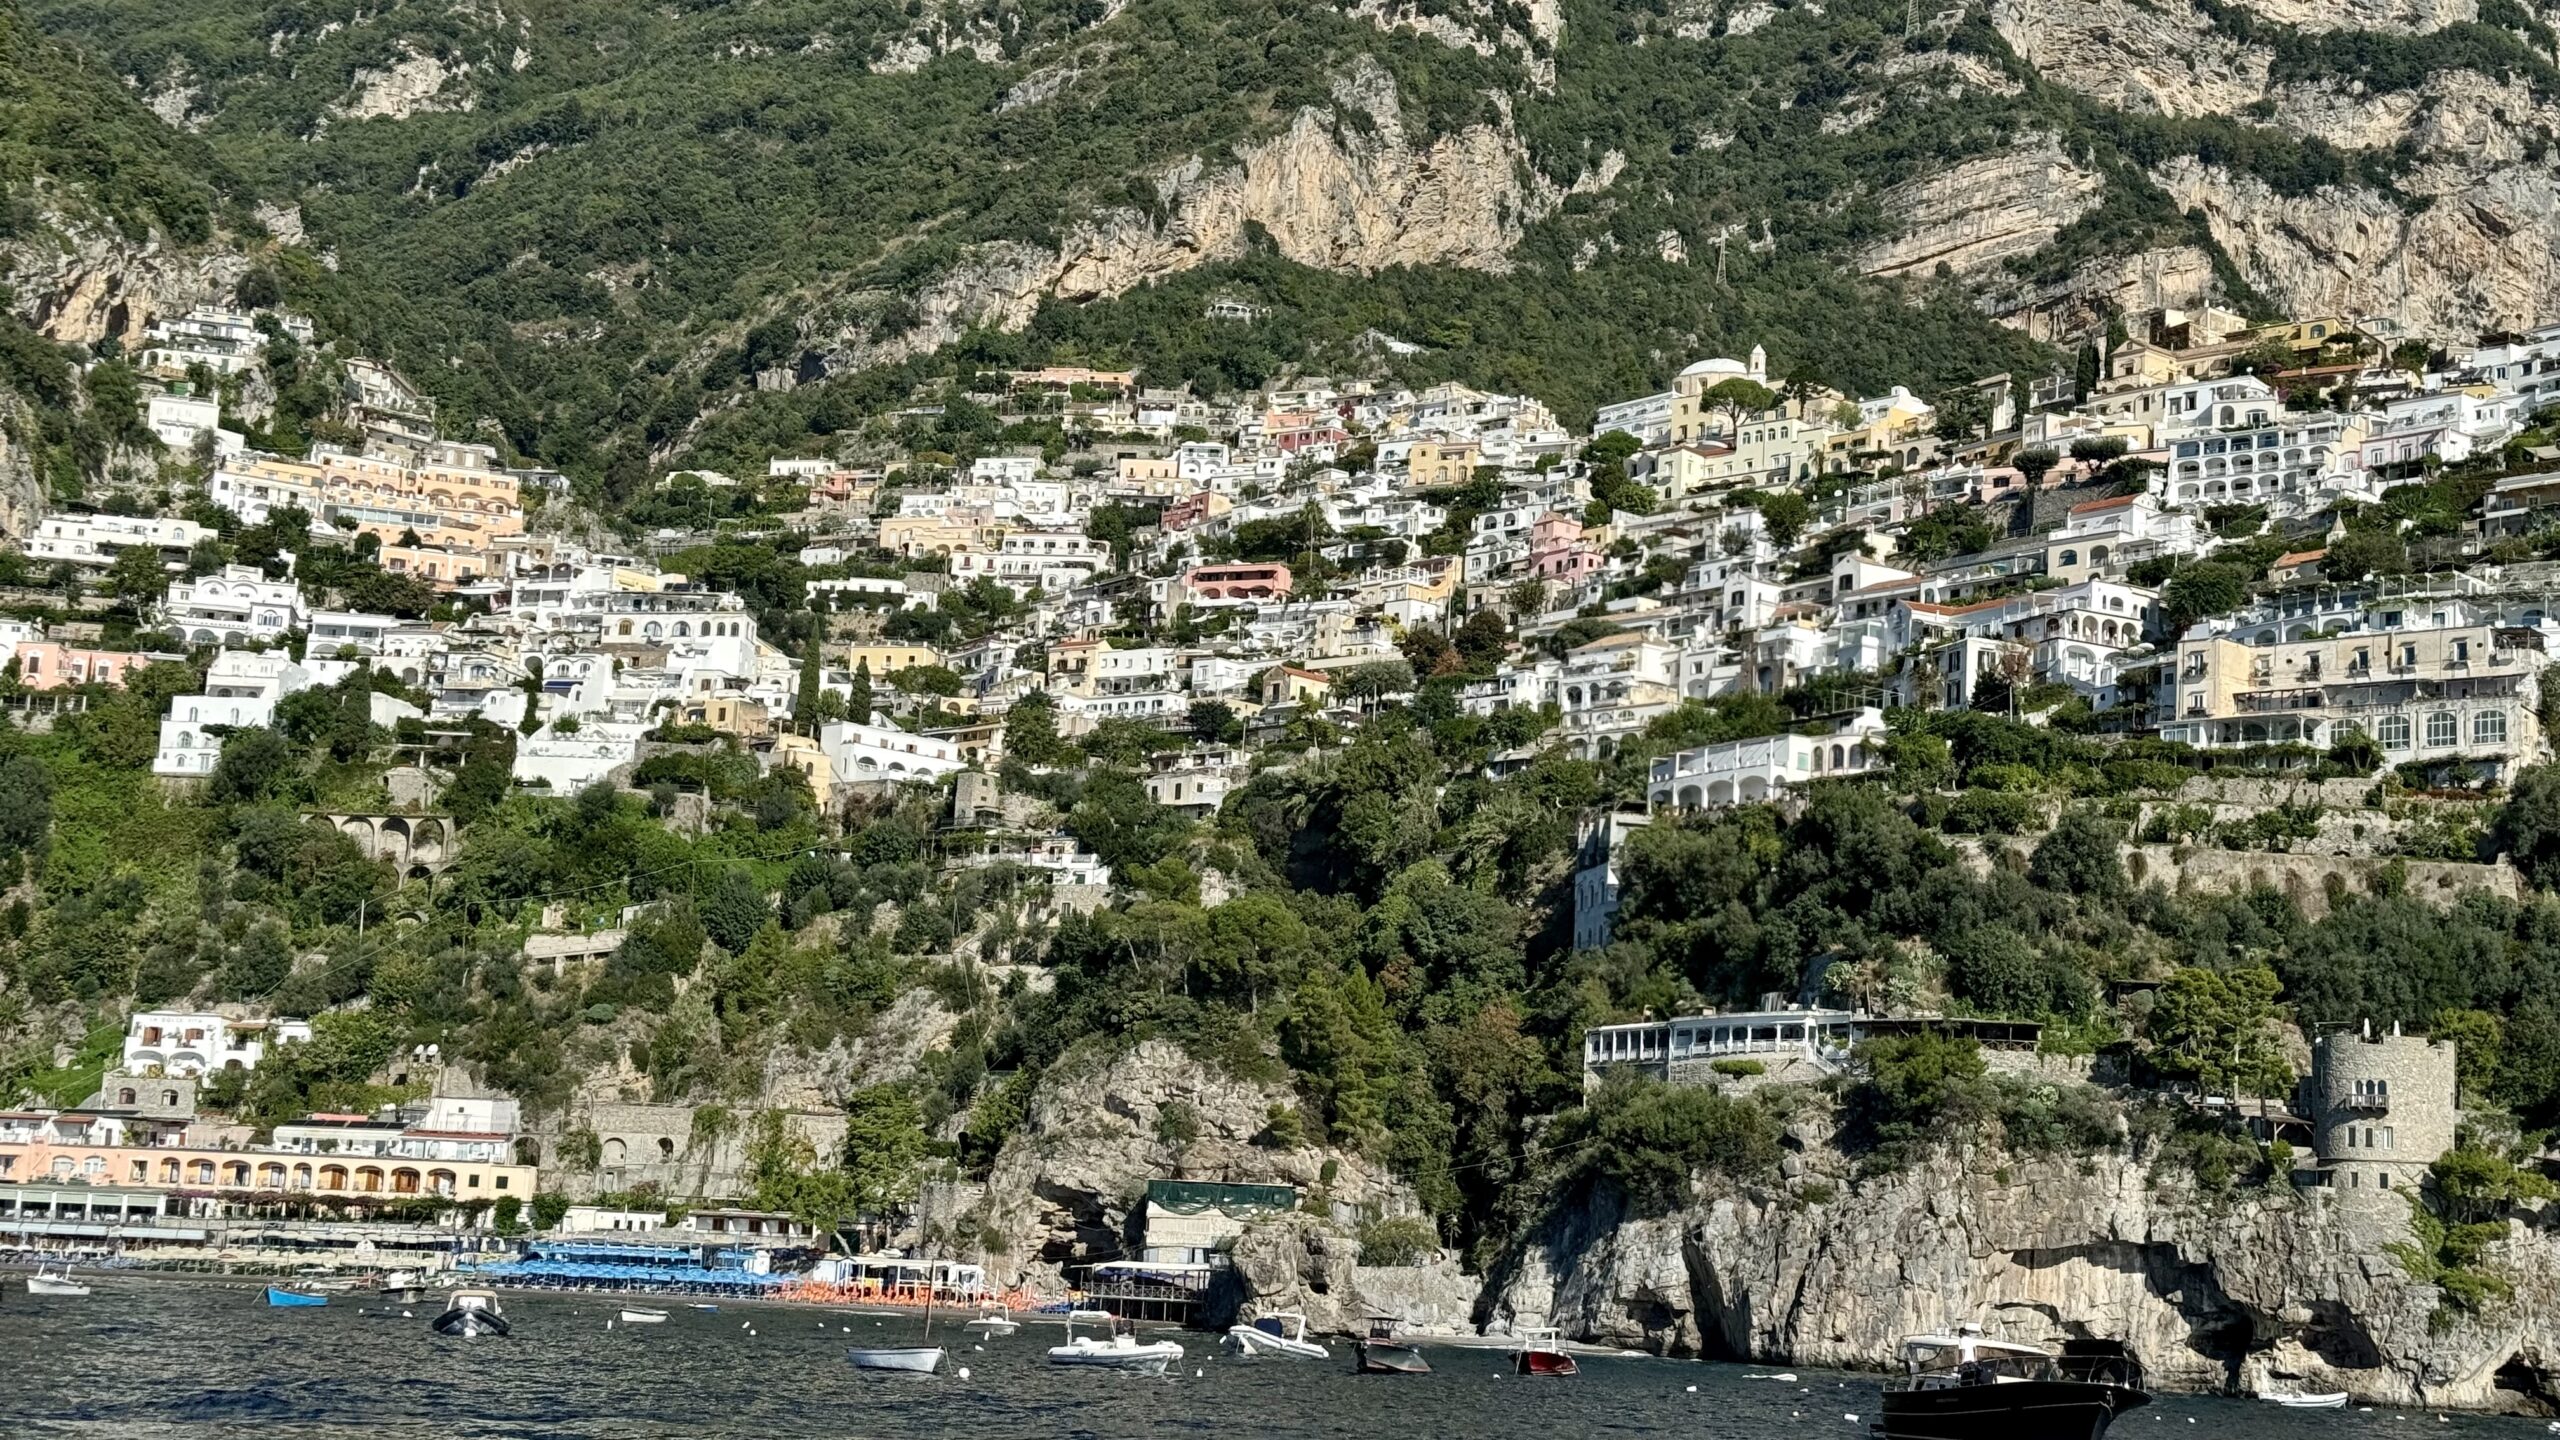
xmin=2475 ymin=710 xmax=2508 ymax=746
xmin=2425 ymin=711 xmax=2458 ymax=747
xmin=2057 ymin=549 xmax=2079 ymax=567
xmin=2377 ymin=715 xmax=2412 ymax=750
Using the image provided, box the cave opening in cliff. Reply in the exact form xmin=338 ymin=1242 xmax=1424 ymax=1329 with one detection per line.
xmin=2493 ymin=1355 xmax=2558 ymax=1416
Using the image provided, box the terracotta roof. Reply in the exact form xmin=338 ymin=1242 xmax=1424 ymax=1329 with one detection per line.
xmin=2275 ymin=549 xmax=2327 ymax=567
xmin=2068 ymin=494 xmax=2140 ymax=514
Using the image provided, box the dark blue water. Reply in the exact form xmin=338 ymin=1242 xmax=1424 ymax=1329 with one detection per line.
xmin=6 ymin=1277 xmax=2552 ymax=1437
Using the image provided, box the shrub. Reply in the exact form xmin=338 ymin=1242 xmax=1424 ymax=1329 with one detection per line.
xmin=1944 ymin=789 xmax=2038 ymax=835
xmin=1562 ymin=1070 xmax=1784 ymax=1214
xmin=1709 ymin=1058 xmax=1765 ymax=1077
xmin=1357 ymin=1215 xmax=1441 ymax=1267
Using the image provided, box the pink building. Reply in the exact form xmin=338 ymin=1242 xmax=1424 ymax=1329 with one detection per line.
xmin=1528 ymin=512 xmax=1603 ymax=583
xmin=12 ymin=642 xmax=159 ymax=691
xmin=1173 ymin=563 xmax=1293 ymax=606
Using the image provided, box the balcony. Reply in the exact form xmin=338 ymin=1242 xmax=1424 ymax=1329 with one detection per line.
xmin=2235 ymin=688 xmax=2325 ymax=714
xmin=2341 ymin=1090 xmax=2390 ymax=1112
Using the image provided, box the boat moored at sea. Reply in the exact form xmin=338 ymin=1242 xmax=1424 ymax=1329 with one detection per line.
xmin=1877 ymin=1327 xmax=2150 ymax=1440
xmin=1354 ymin=1318 xmax=1430 ymax=1375
xmin=618 ymin=1307 xmax=669 ymax=1324
xmin=1046 ymin=1313 xmax=1185 ymax=1374
xmin=378 ymin=1271 xmax=428 ymax=1304
xmin=962 ymin=1302 xmax=1020 ymax=1338
xmin=264 ymin=1286 xmax=328 ymax=1307
xmin=28 ymin=1266 xmax=91 ymax=1297
xmin=2258 ymin=1391 xmax=2347 ymax=1409
xmin=1513 ymin=1328 xmax=1577 ymax=1377
xmin=1225 ymin=1311 xmax=1329 ymax=1360
xmin=430 ymin=1288 xmax=511 ymax=1338
xmin=846 ymin=1346 xmax=946 ymax=1374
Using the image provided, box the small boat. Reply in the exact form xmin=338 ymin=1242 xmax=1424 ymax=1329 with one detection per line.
xmin=618 ymin=1307 xmax=669 ymax=1325
xmin=1877 ymin=1328 xmax=2150 ymax=1440
xmin=1227 ymin=1310 xmax=1330 ymax=1360
xmin=962 ymin=1303 xmax=1020 ymax=1338
xmin=1354 ymin=1318 xmax=1430 ymax=1375
xmin=1047 ymin=1314 xmax=1185 ymax=1374
xmin=2258 ymin=1391 xmax=2348 ymax=1409
xmin=430 ymin=1288 xmax=510 ymax=1338
xmin=264 ymin=1287 xmax=329 ymax=1307
xmin=686 ymin=1303 xmax=719 ymax=1312
xmin=379 ymin=1270 xmax=428 ymax=1303
xmin=847 ymin=1346 xmax=947 ymax=1373
xmin=1514 ymin=1327 xmax=1577 ymax=1377
xmin=28 ymin=1267 xmax=90 ymax=1297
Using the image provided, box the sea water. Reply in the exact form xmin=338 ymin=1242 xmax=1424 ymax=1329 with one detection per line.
xmin=6 ymin=1278 xmax=2550 ymax=1438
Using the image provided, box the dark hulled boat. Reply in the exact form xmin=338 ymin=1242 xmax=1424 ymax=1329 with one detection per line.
xmin=430 ymin=1288 xmax=511 ymax=1338
xmin=1878 ymin=1330 xmax=2149 ymax=1440
xmin=1354 ymin=1319 xmax=1430 ymax=1375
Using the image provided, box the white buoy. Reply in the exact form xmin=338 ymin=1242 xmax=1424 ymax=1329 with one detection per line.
xmin=958 ymin=1366 xmax=971 ymax=1379
xmin=1685 ymin=1385 xmax=1698 ymax=1393
xmin=1844 ymin=1415 xmax=1859 ymax=1424
xmin=973 ymin=1344 xmax=983 ymax=1351
xmin=402 ymin=1311 xmax=413 ymax=1318
xmin=607 ymin=1320 xmax=615 ymax=1331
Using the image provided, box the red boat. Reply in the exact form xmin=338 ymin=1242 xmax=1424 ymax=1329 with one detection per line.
xmin=1515 ymin=1328 xmax=1579 ymax=1377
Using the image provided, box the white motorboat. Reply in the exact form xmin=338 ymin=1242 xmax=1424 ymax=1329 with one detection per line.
xmin=2258 ymin=1391 xmax=2347 ymax=1409
xmin=379 ymin=1270 xmax=428 ymax=1303
xmin=619 ymin=1307 xmax=670 ymax=1324
xmin=28 ymin=1266 xmax=90 ymax=1297
xmin=962 ymin=1303 xmax=1020 ymax=1337
xmin=1047 ymin=1313 xmax=1184 ymax=1374
xmin=430 ymin=1288 xmax=510 ymax=1338
xmin=847 ymin=1346 xmax=946 ymax=1374
xmin=1225 ymin=1311 xmax=1329 ymax=1360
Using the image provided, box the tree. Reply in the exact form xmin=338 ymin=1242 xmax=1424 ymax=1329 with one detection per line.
xmin=2029 ymin=807 xmax=2126 ymax=901
xmin=2162 ymin=562 xmax=2252 ymax=638
xmin=1752 ymin=491 xmax=1812 ymax=547
xmin=1701 ymin=377 xmax=1779 ymax=434
xmin=1187 ymin=699 xmax=1240 ymax=745
xmin=697 ymin=866 xmax=773 ymax=954
xmin=1504 ymin=578 xmax=1549 ymax=619
xmin=2497 ymin=764 xmax=2560 ymax=890
xmin=2012 ymin=446 xmax=2059 ymax=488
xmin=848 ymin=659 xmax=873 ymax=725
xmin=1334 ymin=659 xmax=1416 ymax=712
xmin=796 ymin=638 xmax=822 ymax=736
xmin=2321 ymin=529 xmax=2406 ymax=582
xmin=1582 ymin=430 xmax=1642 ymax=472
xmin=840 ymin=1084 xmax=931 ymax=1214
xmin=2069 ymin=436 xmax=2129 ymax=465
xmin=1005 ymin=689 xmax=1073 ymax=766
xmin=103 ymin=545 xmax=166 ymax=607
xmin=208 ymin=726 xmax=296 ymax=806
xmin=2146 ymin=966 xmax=2293 ymax=1098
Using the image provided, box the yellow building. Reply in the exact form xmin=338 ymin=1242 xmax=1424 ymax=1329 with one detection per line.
xmin=842 ymin=643 xmax=945 ymax=676
xmin=1406 ymin=439 xmax=1482 ymax=489
xmin=1667 ymin=349 xmax=1770 ymax=444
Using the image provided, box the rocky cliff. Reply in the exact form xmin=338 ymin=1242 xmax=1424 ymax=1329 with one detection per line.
xmin=827 ymin=57 xmax=1578 ymax=372
xmin=1486 ymin=1124 xmax=2560 ymax=1412
xmin=964 ymin=1038 xmax=1425 ymax=1294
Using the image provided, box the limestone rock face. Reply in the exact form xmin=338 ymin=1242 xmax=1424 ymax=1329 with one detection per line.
xmin=2156 ymin=158 xmax=2560 ymax=343
xmin=1 ymin=210 xmax=248 ymax=351
xmin=1487 ymin=1144 xmax=2560 ymax=1412
xmin=1223 ymin=1211 xmax=1481 ymax=1335
xmin=970 ymin=1039 xmax=1414 ymax=1293
xmin=1858 ymin=140 xmax=2105 ymax=281
xmin=829 ymin=60 xmax=1580 ymax=373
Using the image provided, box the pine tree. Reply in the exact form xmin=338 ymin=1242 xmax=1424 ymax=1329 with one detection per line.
xmin=848 ymin=658 xmax=873 ymax=725
xmin=796 ymin=637 xmax=822 ymax=736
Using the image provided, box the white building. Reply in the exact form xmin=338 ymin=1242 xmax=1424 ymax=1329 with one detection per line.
xmin=162 ymin=565 xmax=306 ymax=646
xmin=1645 ymin=710 xmax=1890 ymax=811
xmin=124 ymin=1012 xmax=312 ymax=1077
xmin=819 ymin=720 xmax=967 ymax=783
xmin=145 ymin=391 xmax=238 ymax=455
xmin=29 ymin=512 xmax=212 ymax=569
xmin=510 ymin=722 xmax=647 ymax=792
xmin=153 ymin=651 xmax=312 ymax=777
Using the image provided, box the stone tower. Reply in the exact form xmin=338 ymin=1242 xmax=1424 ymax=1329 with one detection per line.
xmin=2308 ymin=1021 xmax=2457 ymax=1196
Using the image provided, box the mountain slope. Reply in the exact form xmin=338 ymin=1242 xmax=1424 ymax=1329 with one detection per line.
xmin=18 ymin=0 xmax=2560 ymax=479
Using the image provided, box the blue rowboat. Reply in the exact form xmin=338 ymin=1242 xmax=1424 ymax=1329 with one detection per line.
xmin=265 ymin=1287 xmax=329 ymax=1307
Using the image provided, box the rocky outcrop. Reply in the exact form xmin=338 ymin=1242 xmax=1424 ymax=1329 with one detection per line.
xmin=2154 ymin=157 xmax=2560 ymax=340
xmin=1979 ymin=246 xmax=2222 ymax=343
xmin=1489 ymin=1126 xmax=2560 ymax=1412
xmin=826 ymin=58 xmax=1590 ymax=373
xmin=333 ymin=44 xmax=474 ymax=121
xmin=1991 ymin=0 xmax=2271 ymax=116
xmin=1858 ymin=140 xmax=2105 ymax=280
xmin=0 ymin=210 xmax=250 ymax=350
xmin=968 ymin=1038 xmax=1417 ymax=1293
xmin=1224 ymin=1211 xmax=1481 ymax=1334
